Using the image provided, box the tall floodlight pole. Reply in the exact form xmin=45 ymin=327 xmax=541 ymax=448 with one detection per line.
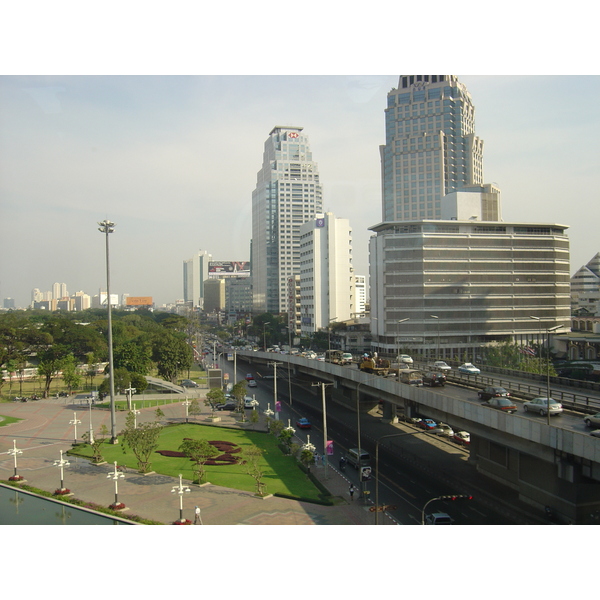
xmin=268 ymin=361 xmax=283 ymax=420
xmin=430 ymin=315 xmax=440 ymax=360
xmin=98 ymin=220 xmax=117 ymax=444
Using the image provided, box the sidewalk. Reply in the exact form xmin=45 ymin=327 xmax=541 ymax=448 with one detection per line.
xmin=0 ymin=395 xmax=390 ymax=525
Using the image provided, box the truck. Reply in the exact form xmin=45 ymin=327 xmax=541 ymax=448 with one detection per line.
xmin=325 ymin=350 xmax=353 ymax=365
xmin=359 ymin=356 xmax=390 ymax=376
xmin=398 ymin=369 xmax=423 ymax=386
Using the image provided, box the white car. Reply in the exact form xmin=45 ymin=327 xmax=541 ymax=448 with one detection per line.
xmin=244 ymin=396 xmax=258 ymax=409
xmin=430 ymin=361 xmax=452 ymax=371
xmin=247 ymin=379 xmax=257 ymax=387
xmin=398 ymin=354 xmax=413 ymax=364
xmin=458 ymin=363 xmax=480 ymax=374
xmin=523 ymin=397 xmax=563 ymax=416
xmin=434 ymin=423 xmax=454 ymax=437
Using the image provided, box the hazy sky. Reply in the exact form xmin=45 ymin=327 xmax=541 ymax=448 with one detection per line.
xmin=1 ymin=74 xmax=598 ymax=308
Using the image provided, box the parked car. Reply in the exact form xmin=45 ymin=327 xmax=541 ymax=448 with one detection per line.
xmin=430 ymin=361 xmax=451 ymax=371
xmin=458 ymin=363 xmax=480 ymax=374
xmin=453 ymin=430 xmax=471 ymax=445
xmin=398 ymin=354 xmax=413 ymax=364
xmin=247 ymin=379 xmax=257 ymax=387
xmin=425 ymin=512 xmax=454 ymax=525
xmin=418 ymin=418 xmax=438 ymax=430
xmin=481 ymin=397 xmax=517 ymax=414
xmin=523 ymin=397 xmax=563 ymax=416
xmin=181 ymin=379 xmax=199 ymax=388
xmin=296 ymin=417 xmax=311 ymax=429
xmin=478 ymin=386 xmax=510 ymax=401
xmin=215 ymin=401 xmax=237 ymax=411
xmin=422 ymin=371 xmax=446 ymax=387
xmin=434 ymin=423 xmax=454 ymax=437
xmin=583 ymin=412 xmax=600 ymax=429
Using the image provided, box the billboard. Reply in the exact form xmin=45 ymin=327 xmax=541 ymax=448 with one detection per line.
xmin=208 ymin=261 xmax=250 ymax=277
xmin=126 ymin=296 xmax=153 ymax=306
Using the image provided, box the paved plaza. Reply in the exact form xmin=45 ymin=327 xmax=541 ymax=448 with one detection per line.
xmin=0 ymin=393 xmax=394 ymax=525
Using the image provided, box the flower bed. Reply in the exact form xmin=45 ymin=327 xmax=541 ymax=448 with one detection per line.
xmin=156 ymin=440 xmax=244 ymax=466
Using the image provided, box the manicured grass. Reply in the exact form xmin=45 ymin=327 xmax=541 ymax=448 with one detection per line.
xmin=0 ymin=415 xmax=22 ymax=427
xmin=69 ymin=423 xmax=325 ymax=501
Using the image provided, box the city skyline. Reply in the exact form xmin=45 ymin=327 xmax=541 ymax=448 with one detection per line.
xmin=1 ymin=75 xmax=599 ymax=309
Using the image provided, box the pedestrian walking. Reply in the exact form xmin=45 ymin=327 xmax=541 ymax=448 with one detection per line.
xmin=349 ymin=484 xmax=356 ymax=501
xmin=339 ymin=456 xmax=346 ymax=472
xmin=314 ymin=452 xmax=320 ymax=466
xmin=194 ymin=505 xmax=202 ymax=525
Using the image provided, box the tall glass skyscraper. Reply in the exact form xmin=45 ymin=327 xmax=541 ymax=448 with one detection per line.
xmin=380 ymin=75 xmax=485 ymax=222
xmin=251 ymin=126 xmax=323 ymax=314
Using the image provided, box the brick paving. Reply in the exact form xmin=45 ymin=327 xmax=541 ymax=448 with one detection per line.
xmin=0 ymin=394 xmax=392 ymax=525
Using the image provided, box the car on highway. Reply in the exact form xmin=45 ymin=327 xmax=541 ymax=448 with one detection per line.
xmin=434 ymin=423 xmax=454 ymax=437
xmin=181 ymin=379 xmax=199 ymax=388
xmin=296 ymin=417 xmax=311 ymax=429
xmin=422 ymin=371 xmax=446 ymax=387
xmin=583 ymin=412 xmax=600 ymax=429
xmin=453 ymin=430 xmax=471 ymax=445
xmin=523 ymin=397 xmax=563 ymax=416
xmin=245 ymin=373 xmax=254 ymax=381
xmin=398 ymin=354 xmax=413 ymax=364
xmin=458 ymin=363 xmax=480 ymax=374
xmin=418 ymin=418 xmax=438 ymax=430
xmin=247 ymin=379 xmax=257 ymax=387
xmin=481 ymin=397 xmax=518 ymax=414
xmin=430 ymin=361 xmax=451 ymax=371
xmin=215 ymin=401 xmax=237 ymax=411
xmin=478 ymin=386 xmax=510 ymax=401
xmin=590 ymin=429 xmax=600 ymax=438
xmin=425 ymin=512 xmax=454 ymax=525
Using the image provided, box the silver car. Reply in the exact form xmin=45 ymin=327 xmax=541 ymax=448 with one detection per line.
xmin=523 ymin=397 xmax=563 ymax=416
xmin=583 ymin=412 xmax=600 ymax=429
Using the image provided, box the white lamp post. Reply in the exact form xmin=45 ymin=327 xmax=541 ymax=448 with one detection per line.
xmin=69 ymin=411 xmax=81 ymax=444
xmin=171 ymin=473 xmax=191 ymax=524
xmin=131 ymin=403 xmax=141 ymax=429
xmin=7 ymin=439 xmax=24 ymax=481
xmin=87 ymin=397 xmax=95 ymax=444
xmin=182 ymin=398 xmax=191 ymax=423
xmin=53 ymin=449 xmax=71 ymax=494
xmin=107 ymin=460 xmax=125 ymax=509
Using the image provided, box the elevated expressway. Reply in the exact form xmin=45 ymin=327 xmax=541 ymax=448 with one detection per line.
xmin=239 ymin=351 xmax=600 ymax=524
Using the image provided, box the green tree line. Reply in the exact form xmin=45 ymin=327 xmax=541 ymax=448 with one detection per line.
xmin=0 ymin=309 xmax=197 ymax=397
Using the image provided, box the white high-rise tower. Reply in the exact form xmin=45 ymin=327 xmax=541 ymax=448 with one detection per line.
xmin=251 ymin=126 xmax=323 ymax=314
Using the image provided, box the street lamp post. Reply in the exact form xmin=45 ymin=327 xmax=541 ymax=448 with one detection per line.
xmin=107 ymin=461 xmax=125 ymax=509
xmin=312 ymin=381 xmax=333 ymax=477
xmin=131 ymin=403 xmax=140 ymax=428
xmin=69 ymin=412 xmax=81 ymax=444
xmin=395 ymin=318 xmax=410 ymax=363
xmin=430 ymin=315 xmax=440 ymax=360
xmin=87 ymin=397 xmax=95 ymax=444
xmin=53 ymin=449 xmax=71 ymax=494
xmin=182 ymin=398 xmax=191 ymax=423
xmin=268 ymin=361 xmax=283 ymax=420
xmin=171 ymin=474 xmax=191 ymax=524
xmin=7 ymin=439 xmax=24 ymax=481
xmin=530 ymin=317 xmax=563 ymax=427
xmin=98 ymin=219 xmax=117 ymax=444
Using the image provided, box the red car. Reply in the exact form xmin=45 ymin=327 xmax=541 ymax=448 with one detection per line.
xmin=481 ymin=397 xmax=517 ymax=414
xmin=296 ymin=418 xmax=311 ymax=429
xmin=245 ymin=373 xmax=254 ymax=381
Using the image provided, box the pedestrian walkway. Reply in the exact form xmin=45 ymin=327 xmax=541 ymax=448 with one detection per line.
xmin=0 ymin=395 xmax=391 ymax=525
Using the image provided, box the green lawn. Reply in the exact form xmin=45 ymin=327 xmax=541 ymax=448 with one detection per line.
xmin=69 ymin=423 xmax=327 ymax=501
xmin=0 ymin=415 xmax=22 ymax=427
